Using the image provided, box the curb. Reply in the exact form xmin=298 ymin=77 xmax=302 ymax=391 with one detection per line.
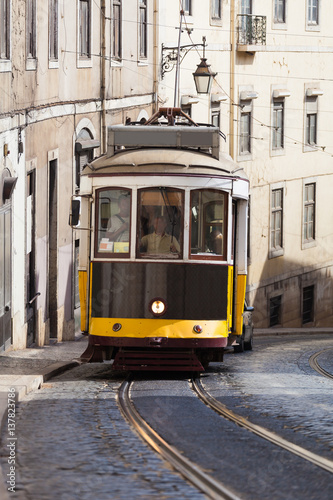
xmin=254 ymin=328 xmax=333 ymax=337
xmin=0 ymin=359 xmax=81 ymax=499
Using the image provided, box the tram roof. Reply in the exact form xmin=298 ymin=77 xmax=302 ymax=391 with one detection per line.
xmin=83 ymin=147 xmax=248 ymax=180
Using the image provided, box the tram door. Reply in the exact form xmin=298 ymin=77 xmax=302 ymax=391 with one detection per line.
xmin=0 ymin=204 xmax=12 ymax=352
xmin=26 ymin=171 xmax=37 ymax=346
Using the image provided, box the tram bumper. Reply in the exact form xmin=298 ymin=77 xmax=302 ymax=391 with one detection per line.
xmin=80 ymin=335 xmax=227 ymax=371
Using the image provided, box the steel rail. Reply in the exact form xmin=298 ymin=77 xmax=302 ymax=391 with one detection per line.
xmin=309 ymin=349 xmax=333 ymax=380
xmin=117 ymin=378 xmax=241 ymax=500
xmin=192 ymin=377 xmax=333 ymax=475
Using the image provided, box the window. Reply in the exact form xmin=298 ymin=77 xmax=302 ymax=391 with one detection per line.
xmin=274 ymin=0 xmax=286 ymax=23
xmin=271 ymin=188 xmax=283 ymax=252
xmin=302 ymin=285 xmax=314 ymax=324
xmin=240 ymin=111 xmax=251 ymax=155
xmin=272 ymin=100 xmax=284 ymax=150
xmin=112 ymin=0 xmax=121 ymax=61
xmin=306 ymin=111 xmax=317 ymax=146
xmin=139 ymin=0 xmax=147 ymax=58
xmin=190 ymin=190 xmax=227 ymax=260
xmin=26 ymin=0 xmax=36 ymax=60
xmin=212 ymin=0 xmax=221 ymax=19
xmin=75 ymin=128 xmax=100 ymax=190
xmin=270 ymin=295 xmax=282 ymax=326
xmin=49 ymin=0 xmax=58 ymax=61
xmin=137 ymin=188 xmax=183 ymax=259
xmin=307 ymin=0 xmax=318 ymax=25
xmin=183 ymin=0 xmax=192 ymax=15
xmin=211 ymin=106 xmax=220 ymax=129
xmin=0 ymin=0 xmax=10 ymax=60
xmin=79 ymin=0 xmax=90 ymax=58
xmin=305 ymin=94 xmax=319 ymax=149
xmin=96 ymin=189 xmax=131 ymax=257
xmin=303 ymin=183 xmax=315 ymax=243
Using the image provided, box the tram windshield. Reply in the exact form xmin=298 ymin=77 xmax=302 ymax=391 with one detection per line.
xmin=95 ymin=188 xmax=131 ymax=256
xmin=137 ymin=188 xmax=183 ymax=259
xmin=190 ymin=189 xmax=227 ymax=260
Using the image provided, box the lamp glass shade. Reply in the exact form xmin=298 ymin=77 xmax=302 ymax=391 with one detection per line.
xmin=193 ymin=58 xmax=216 ymax=94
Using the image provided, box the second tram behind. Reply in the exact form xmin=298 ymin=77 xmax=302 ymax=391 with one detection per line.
xmin=71 ymin=109 xmax=249 ymax=371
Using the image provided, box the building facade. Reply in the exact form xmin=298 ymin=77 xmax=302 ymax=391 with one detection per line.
xmin=1 ymin=1 xmax=333 ymax=352
xmin=157 ymin=0 xmax=333 ymax=329
xmin=0 ymin=0 xmax=156 ymax=351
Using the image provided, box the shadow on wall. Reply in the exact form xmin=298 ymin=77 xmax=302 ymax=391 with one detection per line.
xmin=248 ymin=259 xmax=333 ymax=329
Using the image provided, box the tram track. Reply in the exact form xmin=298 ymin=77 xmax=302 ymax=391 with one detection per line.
xmin=192 ymin=376 xmax=333 ymax=475
xmin=309 ymin=348 xmax=333 ymax=380
xmin=117 ymin=378 xmax=241 ymax=500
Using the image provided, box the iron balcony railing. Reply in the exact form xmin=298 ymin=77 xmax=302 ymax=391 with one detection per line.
xmin=237 ymin=15 xmax=267 ymax=46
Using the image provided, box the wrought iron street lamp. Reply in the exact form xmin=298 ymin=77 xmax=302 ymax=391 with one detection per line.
xmin=161 ymin=33 xmax=216 ymax=106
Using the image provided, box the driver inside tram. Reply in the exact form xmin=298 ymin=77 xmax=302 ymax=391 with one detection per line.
xmin=140 ymin=215 xmax=180 ymax=254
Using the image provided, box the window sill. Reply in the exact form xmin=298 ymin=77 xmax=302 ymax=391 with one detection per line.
xmin=302 ymin=239 xmax=316 ymax=250
xmin=0 ymin=59 xmax=11 ymax=72
xmin=269 ymin=247 xmax=284 ymax=259
xmin=77 ymin=57 xmax=92 ymax=69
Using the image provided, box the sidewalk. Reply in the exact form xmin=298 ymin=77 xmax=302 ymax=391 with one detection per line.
xmin=0 ymin=334 xmax=87 ymax=424
xmin=0 ymin=334 xmax=88 ymax=499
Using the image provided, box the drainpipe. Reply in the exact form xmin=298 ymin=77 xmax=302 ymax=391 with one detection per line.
xmin=101 ymin=0 xmax=107 ymax=153
xmin=153 ymin=0 xmax=159 ymax=113
xmin=229 ymin=0 xmax=236 ymax=160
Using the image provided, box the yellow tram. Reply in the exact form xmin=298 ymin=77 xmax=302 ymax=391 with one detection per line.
xmin=71 ymin=109 xmax=249 ymax=371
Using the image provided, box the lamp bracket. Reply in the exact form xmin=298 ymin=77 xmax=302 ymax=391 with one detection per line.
xmin=161 ymin=42 xmax=204 ymax=79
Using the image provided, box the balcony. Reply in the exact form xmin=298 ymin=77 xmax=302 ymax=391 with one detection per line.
xmin=237 ymin=15 xmax=266 ymax=52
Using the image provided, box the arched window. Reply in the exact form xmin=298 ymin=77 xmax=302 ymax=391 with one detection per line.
xmin=75 ymin=128 xmax=99 ymax=190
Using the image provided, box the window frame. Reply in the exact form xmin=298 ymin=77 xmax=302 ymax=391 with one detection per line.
xmin=272 ymin=99 xmax=285 ymax=153
xmin=269 ymin=294 xmax=282 ymax=327
xmin=211 ymin=0 xmax=222 ymax=25
xmin=0 ymin=0 xmax=11 ymax=72
xmin=49 ymin=0 xmax=59 ymax=67
xmin=302 ymin=284 xmax=315 ymax=324
xmin=138 ymin=0 xmax=147 ymax=60
xmin=211 ymin=104 xmax=221 ymax=130
xmin=26 ymin=0 xmax=37 ymax=69
xmin=95 ymin=187 xmax=132 ymax=259
xmin=269 ymin=185 xmax=284 ymax=258
xmin=136 ymin=187 xmax=184 ymax=260
xmin=304 ymin=92 xmax=320 ymax=152
xmin=239 ymin=108 xmax=252 ymax=158
xmin=183 ymin=0 xmax=192 ymax=16
xmin=307 ymin=0 xmax=319 ymax=27
xmin=111 ymin=0 xmax=122 ymax=63
xmin=78 ymin=0 xmax=92 ymax=67
xmin=302 ymin=180 xmax=316 ymax=249
xmin=273 ymin=0 xmax=286 ymax=24
xmin=189 ymin=189 xmax=228 ymax=261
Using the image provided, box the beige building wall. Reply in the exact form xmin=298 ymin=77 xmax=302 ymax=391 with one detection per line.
xmin=158 ymin=0 xmax=333 ymax=328
xmin=0 ymin=0 xmax=156 ymax=350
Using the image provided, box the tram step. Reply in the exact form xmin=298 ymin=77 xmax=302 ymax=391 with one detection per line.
xmin=112 ymin=349 xmax=204 ymax=372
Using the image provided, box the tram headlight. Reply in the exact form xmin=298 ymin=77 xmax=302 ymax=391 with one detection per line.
xmin=193 ymin=325 xmax=203 ymax=334
xmin=150 ymin=299 xmax=167 ymax=317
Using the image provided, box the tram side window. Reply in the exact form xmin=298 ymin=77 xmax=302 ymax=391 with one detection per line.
xmin=137 ymin=188 xmax=183 ymax=259
xmin=96 ymin=188 xmax=131 ymax=256
xmin=190 ymin=190 xmax=227 ymax=259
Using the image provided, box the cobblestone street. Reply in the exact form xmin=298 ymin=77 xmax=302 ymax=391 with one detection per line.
xmin=1 ymin=334 xmax=332 ymax=499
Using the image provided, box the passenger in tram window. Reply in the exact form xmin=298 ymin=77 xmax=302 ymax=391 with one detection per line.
xmin=207 ymin=228 xmax=223 ymax=254
xmin=140 ymin=215 xmax=180 ymax=254
xmin=106 ymin=194 xmax=130 ymax=242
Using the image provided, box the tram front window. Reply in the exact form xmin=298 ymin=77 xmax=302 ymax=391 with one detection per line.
xmin=190 ymin=190 xmax=227 ymax=259
xmin=137 ymin=188 xmax=183 ymax=259
xmin=96 ymin=188 xmax=131 ymax=256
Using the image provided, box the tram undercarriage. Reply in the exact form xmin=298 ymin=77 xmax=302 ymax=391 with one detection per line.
xmin=81 ymin=335 xmax=226 ymax=371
